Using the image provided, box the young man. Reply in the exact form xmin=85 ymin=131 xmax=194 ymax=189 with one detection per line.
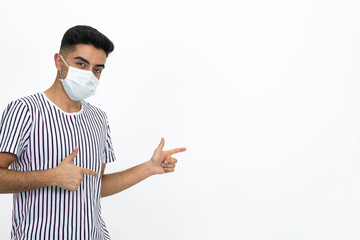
xmin=0 ymin=25 xmax=186 ymax=240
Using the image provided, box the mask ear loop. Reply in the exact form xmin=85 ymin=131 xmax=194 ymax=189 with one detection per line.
xmin=59 ymin=55 xmax=68 ymax=81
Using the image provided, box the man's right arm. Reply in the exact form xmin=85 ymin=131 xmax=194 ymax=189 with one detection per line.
xmin=0 ymin=152 xmax=57 ymax=193
xmin=0 ymin=148 xmax=98 ymax=193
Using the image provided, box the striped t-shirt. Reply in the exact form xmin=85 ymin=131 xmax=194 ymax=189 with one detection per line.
xmin=0 ymin=92 xmax=116 ymax=240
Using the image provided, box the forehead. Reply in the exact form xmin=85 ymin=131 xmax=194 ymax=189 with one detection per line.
xmin=68 ymin=44 xmax=107 ymax=64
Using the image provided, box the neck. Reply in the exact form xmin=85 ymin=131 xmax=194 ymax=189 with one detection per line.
xmin=44 ymin=74 xmax=82 ymax=113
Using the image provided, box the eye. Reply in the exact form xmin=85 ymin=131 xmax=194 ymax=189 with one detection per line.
xmin=76 ymin=62 xmax=86 ymax=67
xmin=94 ymin=68 xmax=102 ymax=74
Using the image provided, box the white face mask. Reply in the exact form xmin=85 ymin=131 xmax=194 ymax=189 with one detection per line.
xmin=59 ymin=55 xmax=100 ymax=101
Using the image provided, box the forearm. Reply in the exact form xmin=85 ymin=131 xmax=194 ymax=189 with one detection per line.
xmin=0 ymin=167 xmax=57 ymax=193
xmin=101 ymin=161 xmax=155 ymax=198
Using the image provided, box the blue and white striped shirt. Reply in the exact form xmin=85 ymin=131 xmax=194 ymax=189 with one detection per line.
xmin=0 ymin=92 xmax=116 ymax=240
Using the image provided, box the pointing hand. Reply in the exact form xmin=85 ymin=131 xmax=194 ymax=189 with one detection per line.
xmin=54 ymin=147 xmax=98 ymax=191
xmin=150 ymin=138 xmax=186 ymax=174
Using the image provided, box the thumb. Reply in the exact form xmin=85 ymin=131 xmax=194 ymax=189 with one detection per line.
xmin=64 ymin=147 xmax=78 ymax=162
xmin=156 ymin=138 xmax=165 ymax=152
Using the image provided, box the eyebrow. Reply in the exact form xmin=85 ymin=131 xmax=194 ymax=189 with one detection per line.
xmin=73 ymin=56 xmax=105 ymax=69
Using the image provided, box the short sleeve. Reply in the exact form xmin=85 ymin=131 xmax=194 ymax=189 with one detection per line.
xmin=0 ymin=100 xmax=32 ymax=158
xmin=103 ymin=116 xmax=116 ymax=164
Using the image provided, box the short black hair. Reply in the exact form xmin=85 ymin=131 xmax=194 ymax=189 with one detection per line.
xmin=60 ymin=25 xmax=114 ymax=57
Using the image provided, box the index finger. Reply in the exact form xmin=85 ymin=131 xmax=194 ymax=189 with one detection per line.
xmin=167 ymin=147 xmax=187 ymax=155
xmin=80 ymin=167 xmax=99 ymax=177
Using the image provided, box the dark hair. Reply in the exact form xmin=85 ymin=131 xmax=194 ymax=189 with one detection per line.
xmin=60 ymin=25 xmax=114 ymax=57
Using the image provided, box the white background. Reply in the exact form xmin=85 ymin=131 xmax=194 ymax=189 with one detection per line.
xmin=1 ymin=0 xmax=360 ymax=239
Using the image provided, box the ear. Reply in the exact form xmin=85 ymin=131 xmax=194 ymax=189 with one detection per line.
xmin=54 ymin=53 xmax=63 ymax=71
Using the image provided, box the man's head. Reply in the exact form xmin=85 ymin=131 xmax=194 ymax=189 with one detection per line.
xmin=55 ymin=25 xmax=114 ymax=81
xmin=59 ymin=25 xmax=114 ymax=57
xmin=51 ymin=25 xmax=114 ymax=102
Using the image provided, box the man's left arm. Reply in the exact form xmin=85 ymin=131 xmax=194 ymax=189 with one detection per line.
xmin=100 ymin=138 xmax=186 ymax=198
